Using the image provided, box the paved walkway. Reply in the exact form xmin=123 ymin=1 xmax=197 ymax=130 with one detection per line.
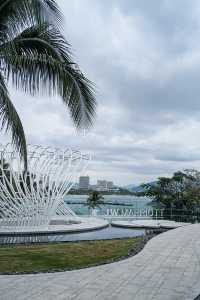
xmin=1 ymin=224 xmax=200 ymax=300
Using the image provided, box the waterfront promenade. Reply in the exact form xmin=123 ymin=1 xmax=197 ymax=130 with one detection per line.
xmin=0 ymin=224 xmax=200 ymax=300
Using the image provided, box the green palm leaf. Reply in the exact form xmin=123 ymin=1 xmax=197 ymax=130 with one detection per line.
xmin=0 ymin=73 xmax=27 ymax=168
xmin=3 ymin=52 xmax=96 ymax=129
xmin=2 ymin=23 xmax=71 ymax=61
xmin=0 ymin=0 xmax=62 ymax=30
xmin=1 ymin=23 xmax=96 ymax=128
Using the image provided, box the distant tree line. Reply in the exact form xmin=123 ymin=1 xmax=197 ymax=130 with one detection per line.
xmin=135 ymin=169 xmax=200 ymax=211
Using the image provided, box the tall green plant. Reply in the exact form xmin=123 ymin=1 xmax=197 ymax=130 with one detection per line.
xmin=86 ymin=191 xmax=104 ymax=214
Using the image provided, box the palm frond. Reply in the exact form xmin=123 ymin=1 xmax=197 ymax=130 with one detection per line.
xmin=1 ymin=23 xmax=71 ymax=61
xmin=0 ymin=0 xmax=62 ymax=35
xmin=64 ymin=66 xmax=96 ymax=128
xmin=3 ymin=49 xmax=96 ymax=129
xmin=0 ymin=72 xmax=27 ymax=168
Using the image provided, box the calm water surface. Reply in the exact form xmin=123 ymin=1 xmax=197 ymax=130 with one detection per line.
xmin=65 ymin=195 xmax=151 ymax=215
xmin=0 ymin=195 xmax=149 ymax=244
xmin=0 ymin=226 xmax=146 ymax=244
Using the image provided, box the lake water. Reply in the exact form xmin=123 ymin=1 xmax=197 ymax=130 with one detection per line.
xmin=0 ymin=195 xmax=151 ymax=244
xmin=0 ymin=225 xmax=146 ymax=244
xmin=65 ymin=195 xmax=151 ymax=215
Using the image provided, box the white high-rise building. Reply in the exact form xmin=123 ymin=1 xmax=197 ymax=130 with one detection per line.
xmin=97 ymin=180 xmax=114 ymax=191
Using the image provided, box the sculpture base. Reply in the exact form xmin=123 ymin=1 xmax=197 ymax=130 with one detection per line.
xmin=111 ymin=219 xmax=190 ymax=229
xmin=0 ymin=217 xmax=109 ymax=235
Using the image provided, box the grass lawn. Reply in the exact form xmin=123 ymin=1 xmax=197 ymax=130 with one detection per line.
xmin=0 ymin=237 xmax=142 ymax=273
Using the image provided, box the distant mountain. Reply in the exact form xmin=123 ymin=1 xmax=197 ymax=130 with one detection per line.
xmin=124 ymin=181 xmax=157 ymax=193
xmin=123 ymin=184 xmax=136 ymax=191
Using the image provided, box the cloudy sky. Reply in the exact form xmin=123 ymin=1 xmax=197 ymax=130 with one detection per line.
xmin=6 ymin=0 xmax=200 ymax=186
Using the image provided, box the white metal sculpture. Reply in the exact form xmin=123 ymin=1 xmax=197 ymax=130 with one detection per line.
xmin=0 ymin=144 xmax=90 ymax=228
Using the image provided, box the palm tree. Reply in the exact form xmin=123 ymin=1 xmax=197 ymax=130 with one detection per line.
xmin=86 ymin=191 xmax=104 ymax=215
xmin=0 ymin=0 xmax=96 ymax=169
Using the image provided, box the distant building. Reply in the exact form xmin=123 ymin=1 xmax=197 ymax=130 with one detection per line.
xmin=97 ymin=180 xmax=114 ymax=191
xmin=79 ymin=176 xmax=90 ymax=190
xmin=107 ymin=181 xmax=114 ymax=189
xmin=97 ymin=180 xmax=107 ymax=191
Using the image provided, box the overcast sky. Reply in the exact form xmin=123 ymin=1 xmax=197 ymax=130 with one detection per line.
xmin=6 ymin=0 xmax=200 ymax=186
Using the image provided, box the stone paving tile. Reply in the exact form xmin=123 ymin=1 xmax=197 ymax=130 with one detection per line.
xmin=1 ymin=224 xmax=200 ymax=300
xmin=152 ymin=293 xmax=187 ymax=300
